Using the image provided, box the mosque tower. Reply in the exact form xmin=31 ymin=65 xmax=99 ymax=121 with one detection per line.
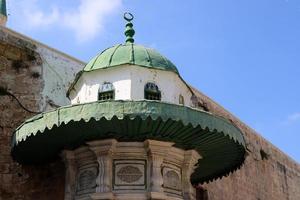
xmin=11 ymin=13 xmax=246 ymax=200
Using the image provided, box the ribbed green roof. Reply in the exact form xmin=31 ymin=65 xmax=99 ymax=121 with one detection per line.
xmin=12 ymin=100 xmax=246 ymax=184
xmin=0 ymin=0 xmax=7 ymax=16
xmin=84 ymin=44 xmax=179 ymax=74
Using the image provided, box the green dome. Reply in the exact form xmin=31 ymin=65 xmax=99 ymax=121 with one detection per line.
xmin=84 ymin=44 xmax=179 ymax=74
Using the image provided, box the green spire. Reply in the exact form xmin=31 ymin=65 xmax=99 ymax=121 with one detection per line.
xmin=0 ymin=0 xmax=7 ymax=17
xmin=124 ymin=12 xmax=135 ymax=44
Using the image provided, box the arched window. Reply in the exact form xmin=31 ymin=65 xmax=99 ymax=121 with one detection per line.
xmin=98 ymin=82 xmax=114 ymax=100
xmin=179 ymin=95 xmax=184 ymax=105
xmin=144 ymin=82 xmax=161 ymax=100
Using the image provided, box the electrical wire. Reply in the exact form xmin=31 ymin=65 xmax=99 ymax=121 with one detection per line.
xmin=0 ymin=87 xmax=41 ymax=114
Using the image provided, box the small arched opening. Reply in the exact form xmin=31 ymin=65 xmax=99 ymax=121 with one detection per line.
xmin=144 ymin=82 xmax=161 ymax=101
xmin=98 ymin=82 xmax=115 ymax=100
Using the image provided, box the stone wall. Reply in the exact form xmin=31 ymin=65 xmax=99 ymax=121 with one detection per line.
xmin=192 ymin=88 xmax=300 ymax=200
xmin=0 ymin=27 xmax=83 ymax=200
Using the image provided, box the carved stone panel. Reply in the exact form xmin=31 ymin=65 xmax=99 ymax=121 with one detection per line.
xmin=163 ymin=166 xmax=182 ymax=196
xmin=76 ymin=167 xmax=97 ymax=195
xmin=117 ymin=165 xmax=143 ymax=183
xmin=164 ymin=170 xmax=181 ymax=190
xmin=113 ymin=160 xmax=146 ymax=190
xmin=63 ymin=140 xmax=199 ymax=200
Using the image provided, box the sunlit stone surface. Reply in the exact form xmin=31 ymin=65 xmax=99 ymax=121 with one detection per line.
xmin=62 ymin=139 xmax=201 ymax=200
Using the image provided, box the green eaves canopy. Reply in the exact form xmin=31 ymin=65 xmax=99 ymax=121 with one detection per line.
xmin=12 ymin=100 xmax=246 ymax=184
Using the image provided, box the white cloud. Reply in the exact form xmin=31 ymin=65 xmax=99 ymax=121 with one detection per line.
xmin=9 ymin=0 xmax=60 ymax=28
xmin=287 ymin=113 xmax=300 ymax=122
xmin=63 ymin=0 xmax=122 ymax=43
xmin=24 ymin=6 xmax=60 ymax=28
xmin=281 ymin=112 xmax=300 ymax=126
xmin=9 ymin=0 xmax=122 ymax=43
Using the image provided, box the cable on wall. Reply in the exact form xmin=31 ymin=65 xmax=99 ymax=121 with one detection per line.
xmin=0 ymin=86 xmax=41 ymax=114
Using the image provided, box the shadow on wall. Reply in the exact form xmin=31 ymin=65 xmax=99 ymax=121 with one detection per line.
xmin=196 ymin=185 xmax=208 ymax=200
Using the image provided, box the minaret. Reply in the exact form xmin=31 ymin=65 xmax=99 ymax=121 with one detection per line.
xmin=0 ymin=0 xmax=7 ymax=26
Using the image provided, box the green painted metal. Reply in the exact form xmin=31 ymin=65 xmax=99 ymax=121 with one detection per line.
xmin=83 ymin=44 xmax=179 ymax=74
xmin=12 ymin=100 xmax=246 ymax=184
xmin=0 ymin=0 xmax=6 ymax=16
xmin=124 ymin=12 xmax=135 ymax=44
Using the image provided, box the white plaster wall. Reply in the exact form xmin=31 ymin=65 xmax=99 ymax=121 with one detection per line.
xmin=37 ymin=46 xmax=84 ymax=108
xmin=70 ymin=66 xmax=132 ymax=104
xmin=70 ymin=65 xmax=193 ymax=107
xmin=2 ymin=26 xmax=85 ymax=110
xmin=129 ymin=65 xmax=193 ymax=106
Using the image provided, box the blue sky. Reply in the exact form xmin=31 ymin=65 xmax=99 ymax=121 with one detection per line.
xmin=6 ymin=0 xmax=300 ymax=163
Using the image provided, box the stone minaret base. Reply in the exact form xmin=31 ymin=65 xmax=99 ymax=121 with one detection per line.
xmin=61 ymin=139 xmax=201 ymax=200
